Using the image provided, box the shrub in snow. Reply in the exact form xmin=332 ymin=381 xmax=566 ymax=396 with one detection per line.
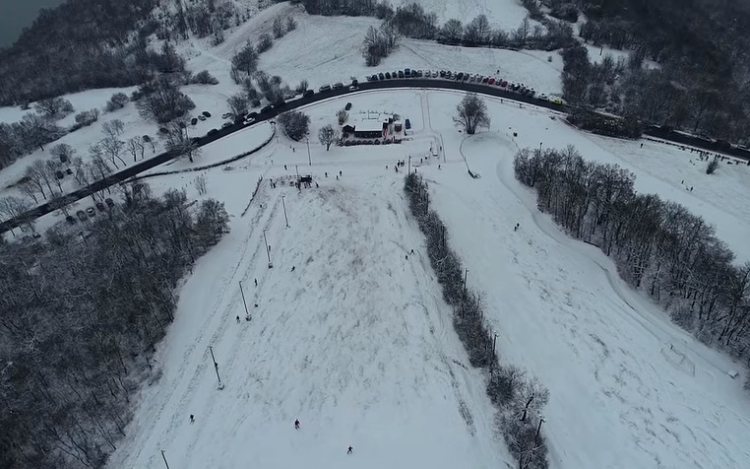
xmin=277 ymin=111 xmax=310 ymax=141
xmin=272 ymin=17 xmax=285 ymax=39
xmin=706 ymin=156 xmax=719 ymax=174
xmin=105 ymin=92 xmax=129 ymax=112
xmin=257 ymin=34 xmax=273 ymax=53
xmin=191 ymin=70 xmax=220 ymax=85
xmin=74 ymin=109 xmax=100 ymax=127
xmin=34 ymin=97 xmax=74 ymax=119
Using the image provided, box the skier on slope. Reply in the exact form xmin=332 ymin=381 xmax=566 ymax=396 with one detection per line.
xmin=347 ymin=446 xmax=353 ymax=454
xmin=294 ymin=419 xmax=300 ymax=430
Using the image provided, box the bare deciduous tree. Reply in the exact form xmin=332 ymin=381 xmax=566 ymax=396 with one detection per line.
xmin=318 ymin=124 xmax=338 ymax=151
xmin=454 ymin=94 xmax=490 ymax=134
xmin=101 ymin=136 xmax=126 ymax=169
xmin=227 ymin=93 xmax=249 ymax=120
xmin=193 ymin=174 xmax=207 ymax=195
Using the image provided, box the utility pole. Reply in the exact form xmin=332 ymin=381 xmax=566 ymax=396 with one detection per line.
xmin=408 ymin=155 xmax=411 ymax=174
xmin=209 ymin=346 xmax=224 ymax=390
xmin=535 ymin=418 xmax=545 ymax=443
xmin=306 ymin=136 xmax=311 ymax=166
xmin=263 ymin=229 xmax=273 ymax=268
xmin=464 ymin=268 xmax=469 ymax=287
xmin=239 ymin=281 xmax=249 ymax=319
xmin=161 ymin=450 xmax=171 ymax=469
xmin=539 ymin=142 xmax=543 ymax=151
xmin=295 ymin=165 xmax=299 ymax=180
xmin=281 ymin=196 xmax=289 ymax=228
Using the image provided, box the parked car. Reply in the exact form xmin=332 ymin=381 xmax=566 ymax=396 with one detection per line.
xmin=440 ymin=70 xmax=446 ymax=77
xmin=65 ymin=215 xmax=77 ymax=225
xmin=352 ymin=79 xmax=358 ymax=87
xmin=482 ymin=76 xmax=489 ymax=83
xmin=105 ymin=197 xmax=115 ymax=208
xmin=208 ymin=129 xmax=218 ymax=135
xmin=371 ymin=74 xmax=378 ymax=81
xmin=198 ymin=115 xmax=207 ymax=121
xmin=405 ymin=118 xmax=411 ymax=130
xmin=55 ymin=170 xmax=64 ymax=179
xmin=191 ymin=117 xmax=198 ymax=125
xmin=202 ymin=111 xmax=211 ymax=117
xmin=551 ymin=98 xmax=564 ymax=105
xmin=385 ymin=72 xmax=392 ymax=79
xmin=488 ymin=77 xmax=496 ymax=85
xmin=432 ymin=71 xmax=438 ymax=78
xmin=398 ymin=70 xmax=404 ymax=78
xmin=345 ymin=102 xmax=352 ymax=110
xmin=222 ymin=122 xmax=232 ymax=128
xmin=303 ymin=89 xmax=314 ymax=97
xmin=261 ymin=105 xmax=273 ymax=114
xmin=247 ymin=112 xmax=258 ymax=119
xmin=86 ymin=207 xmax=96 ymax=217
xmin=456 ymin=72 xmax=464 ymax=80
xmin=65 ymin=168 xmax=73 ymax=175
xmin=222 ymin=113 xmax=232 ymax=119
xmin=96 ymin=201 xmax=106 ymax=212
xmin=76 ymin=210 xmax=87 ymax=221
xmin=333 ymin=82 xmax=344 ymax=89
xmin=319 ymin=84 xmax=332 ymax=92
xmin=378 ymin=72 xmax=385 ymax=80
xmin=404 ymin=68 xmax=411 ymax=76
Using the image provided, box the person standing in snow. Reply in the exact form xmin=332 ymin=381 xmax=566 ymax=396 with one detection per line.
xmin=294 ymin=419 xmax=300 ymax=430
xmin=254 ymin=278 xmax=258 ymax=287
xmin=347 ymin=446 xmax=353 ymax=454
xmin=236 ymin=316 xmax=240 ymax=323
xmin=189 ymin=415 xmax=195 ymax=424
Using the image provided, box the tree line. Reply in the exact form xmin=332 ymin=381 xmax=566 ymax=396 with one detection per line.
xmin=556 ymin=0 xmax=750 ymax=145
xmin=514 ymin=146 xmax=750 ymax=392
xmin=359 ymin=4 xmax=577 ymax=66
xmin=405 ymin=173 xmax=550 ymax=469
xmin=0 ymin=183 xmax=230 ymax=469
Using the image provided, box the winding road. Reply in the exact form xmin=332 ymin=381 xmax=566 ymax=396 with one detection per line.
xmin=1 ymin=77 xmax=746 ymax=234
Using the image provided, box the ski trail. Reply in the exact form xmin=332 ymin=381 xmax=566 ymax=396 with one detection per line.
xmin=120 ymin=192 xmax=281 ymax=468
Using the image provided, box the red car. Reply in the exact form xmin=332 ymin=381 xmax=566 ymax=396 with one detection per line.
xmin=500 ymin=80 xmax=508 ymax=87
xmin=488 ymin=77 xmax=496 ymax=85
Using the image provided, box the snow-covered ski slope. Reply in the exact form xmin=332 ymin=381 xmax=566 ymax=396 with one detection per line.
xmin=106 ymin=134 xmax=512 ymax=468
xmin=109 ymin=89 xmax=750 ymax=469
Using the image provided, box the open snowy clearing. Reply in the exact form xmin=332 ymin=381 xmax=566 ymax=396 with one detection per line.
xmin=101 ymin=89 xmax=750 ymax=469
xmin=389 ymin=0 xmax=530 ymax=29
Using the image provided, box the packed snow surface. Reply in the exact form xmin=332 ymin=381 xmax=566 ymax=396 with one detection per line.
xmin=106 ymin=90 xmax=750 ymax=469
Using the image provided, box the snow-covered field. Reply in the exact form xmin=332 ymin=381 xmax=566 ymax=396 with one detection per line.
xmin=390 ymin=0 xmax=529 ymax=29
xmin=102 ymin=90 xmax=750 ymax=469
xmin=106 ymin=137 xmax=511 ymax=469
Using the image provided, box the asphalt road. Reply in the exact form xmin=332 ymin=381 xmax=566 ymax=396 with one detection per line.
xmin=1 ymin=77 xmax=746 ymax=234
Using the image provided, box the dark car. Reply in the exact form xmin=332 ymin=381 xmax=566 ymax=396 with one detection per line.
xmin=65 ymin=215 xmax=77 ymax=225
xmin=260 ymin=105 xmax=273 ymax=114
xmin=482 ymin=76 xmax=489 ymax=83
xmin=416 ymin=70 xmax=423 ymax=77
xmin=456 ymin=72 xmax=464 ymax=80
xmin=248 ymin=112 xmax=258 ymax=119
xmin=65 ymin=168 xmax=73 ymax=175
xmin=405 ymin=68 xmax=411 ymax=76
xmin=76 ymin=210 xmax=87 ymax=222
xmin=333 ymin=82 xmax=344 ymax=89
xmin=385 ymin=72 xmax=391 ymax=79
xmin=378 ymin=72 xmax=385 ymax=80
xmin=405 ymin=118 xmax=411 ymax=130
xmin=371 ymin=74 xmax=378 ymax=81
xmin=105 ymin=197 xmax=115 ymax=208
xmin=440 ymin=70 xmax=446 ymax=77
xmin=208 ymin=129 xmax=218 ymax=135
xmin=319 ymin=84 xmax=332 ymax=92
xmin=202 ymin=111 xmax=211 ymax=117
xmin=96 ymin=201 xmax=106 ymax=212
xmin=303 ymin=89 xmax=314 ymax=97
xmin=55 ymin=170 xmax=64 ymax=179
xmin=345 ymin=102 xmax=352 ymax=110
xmin=398 ymin=70 xmax=404 ymax=78
xmin=352 ymin=79 xmax=358 ymax=87
xmin=191 ymin=117 xmax=198 ymax=125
